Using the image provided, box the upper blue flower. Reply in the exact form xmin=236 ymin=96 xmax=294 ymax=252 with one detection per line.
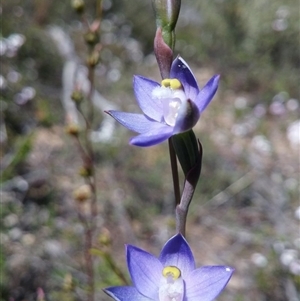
xmin=106 ymin=56 xmax=219 ymax=147
xmin=104 ymin=233 xmax=234 ymax=301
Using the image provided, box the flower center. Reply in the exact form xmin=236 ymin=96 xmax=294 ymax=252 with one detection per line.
xmin=159 ymin=266 xmax=184 ymax=301
xmin=152 ymin=79 xmax=187 ymax=126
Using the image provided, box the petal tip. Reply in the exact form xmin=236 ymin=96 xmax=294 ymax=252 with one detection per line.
xmin=225 ymin=266 xmax=235 ymax=275
xmin=102 ymin=287 xmax=116 ymax=299
xmin=129 ymin=137 xmax=153 ymax=147
xmin=210 ymin=74 xmax=220 ymax=85
xmin=177 ymin=55 xmax=188 ymax=66
xmin=132 ymin=74 xmax=139 ymax=82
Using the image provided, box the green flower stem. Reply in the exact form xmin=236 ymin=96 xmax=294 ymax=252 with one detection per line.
xmin=169 ymin=139 xmax=181 ymax=206
xmin=96 ymin=0 xmax=102 ymax=19
xmin=152 ymin=0 xmax=184 ymax=221
xmin=175 ymin=171 xmax=198 ymax=236
xmin=175 ymin=141 xmax=202 ymax=236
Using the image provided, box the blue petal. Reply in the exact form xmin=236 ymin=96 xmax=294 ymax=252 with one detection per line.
xmin=103 ymin=286 xmax=151 ymax=301
xmin=185 ymin=266 xmax=234 ymax=301
xmin=170 ymin=56 xmax=199 ymax=101
xmin=159 ymin=233 xmax=195 ymax=278
xmin=130 ymin=124 xmax=174 ymax=147
xmin=127 ymin=245 xmax=162 ymax=299
xmin=133 ymin=75 xmax=163 ymax=122
xmin=106 ymin=111 xmax=156 ymax=134
xmin=195 ymin=75 xmax=220 ymax=113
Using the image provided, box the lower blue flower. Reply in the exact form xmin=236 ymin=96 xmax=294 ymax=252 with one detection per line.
xmin=104 ymin=233 xmax=234 ymax=301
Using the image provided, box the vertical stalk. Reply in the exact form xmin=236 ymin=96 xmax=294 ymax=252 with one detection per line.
xmin=96 ymin=0 xmax=102 ymax=20
xmin=78 ymin=2 xmax=102 ymax=299
xmin=85 ymin=227 xmax=95 ymax=301
xmin=85 ymin=65 xmax=98 ymax=224
xmin=84 ymin=50 xmax=97 ymax=301
xmin=168 ymin=139 xmax=180 ymax=206
xmin=152 ymin=0 xmax=181 ymax=210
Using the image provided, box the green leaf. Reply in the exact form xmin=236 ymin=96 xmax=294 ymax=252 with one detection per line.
xmin=171 ymin=130 xmax=199 ymax=176
xmin=1 ymin=133 xmax=34 ymax=183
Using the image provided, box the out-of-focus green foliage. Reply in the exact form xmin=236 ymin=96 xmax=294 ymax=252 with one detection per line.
xmin=1 ymin=134 xmax=33 ymax=182
xmin=175 ymin=0 xmax=299 ymax=97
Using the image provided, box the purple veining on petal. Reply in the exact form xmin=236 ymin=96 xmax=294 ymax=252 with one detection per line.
xmin=133 ymin=75 xmax=163 ymax=122
xmin=170 ymin=56 xmax=199 ymax=101
xmin=127 ymin=245 xmax=162 ymax=299
xmin=104 ymin=234 xmax=234 ymax=301
xmin=130 ymin=124 xmax=174 ymax=147
xmin=185 ymin=266 xmax=234 ymax=301
xmin=107 ymin=56 xmax=219 ymax=147
xmin=104 ymin=286 xmax=151 ymax=301
xmin=106 ymin=111 xmax=156 ymax=134
xmin=159 ymin=233 xmax=196 ymax=278
xmin=195 ymin=74 xmax=220 ymax=113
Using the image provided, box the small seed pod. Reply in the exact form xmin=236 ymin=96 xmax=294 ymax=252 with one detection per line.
xmin=73 ymin=184 xmax=92 ymax=202
xmin=71 ymin=0 xmax=85 ymax=14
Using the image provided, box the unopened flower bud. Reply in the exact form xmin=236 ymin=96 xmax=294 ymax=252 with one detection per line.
xmin=71 ymin=89 xmax=84 ymax=104
xmin=65 ymin=124 xmax=80 ymax=136
xmin=84 ymin=31 xmax=99 ymax=46
xmin=71 ymin=0 xmax=85 ymax=14
xmin=152 ymin=0 xmax=181 ymax=48
xmin=78 ymin=165 xmax=92 ymax=177
xmin=87 ymin=50 xmax=100 ymax=67
xmin=63 ymin=273 xmax=74 ymax=291
xmin=73 ymin=184 xmax=92 ymax=202
xmin=99 ymin=228 xmax=112 ymax=247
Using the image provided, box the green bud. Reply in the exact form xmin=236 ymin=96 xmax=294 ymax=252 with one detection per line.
xmin=65 ymin=124 xmax=80 ymax=136
xmin=71 ymin=90 xmax=84 ymax=104
xmin=63 ymin=273 xmax=74 ymax=291
xmin=87 ymin=50 xmax=100 ymax=67
xmin=153 ymin=0 xmax=181 ymax=31
xmin=73 ymin=184 xmax=92 ymax=202
xmin=84 ymin=31 xmax=99 ymax=46
xmin=98 ymin=228 xmax=112 ymax=247
xmin=78 ymin=165 xmax=92 ymax=177
xmin=152 ymin=0 xmax=181 ymax=49
xmin=71 ymin=0 xmax=85 ymax=14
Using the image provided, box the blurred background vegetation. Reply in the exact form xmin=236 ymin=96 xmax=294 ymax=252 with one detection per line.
xmin=1 ymin=0 xmax=299 ymax=300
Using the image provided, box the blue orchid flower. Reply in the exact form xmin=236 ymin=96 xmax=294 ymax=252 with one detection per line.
xmin=106 ymin=56 xmax=219 ymax=147
xmin=104 ymin=233 xmax=234 ymax=301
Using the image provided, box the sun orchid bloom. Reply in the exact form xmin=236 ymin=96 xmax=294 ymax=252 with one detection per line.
xmin=106 ymin=56 xmax=219 ymax=147
xmin=104 ymin=233 xmax=234 ymax=301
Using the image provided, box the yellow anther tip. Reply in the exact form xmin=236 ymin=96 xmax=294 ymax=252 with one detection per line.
xmin=161 ymin=79 xmax=182 ymax=90
xmin=162 ymin=266 xmax=181 ymax=280
xmin=170 ymin=79 xmax=182 ymax=89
